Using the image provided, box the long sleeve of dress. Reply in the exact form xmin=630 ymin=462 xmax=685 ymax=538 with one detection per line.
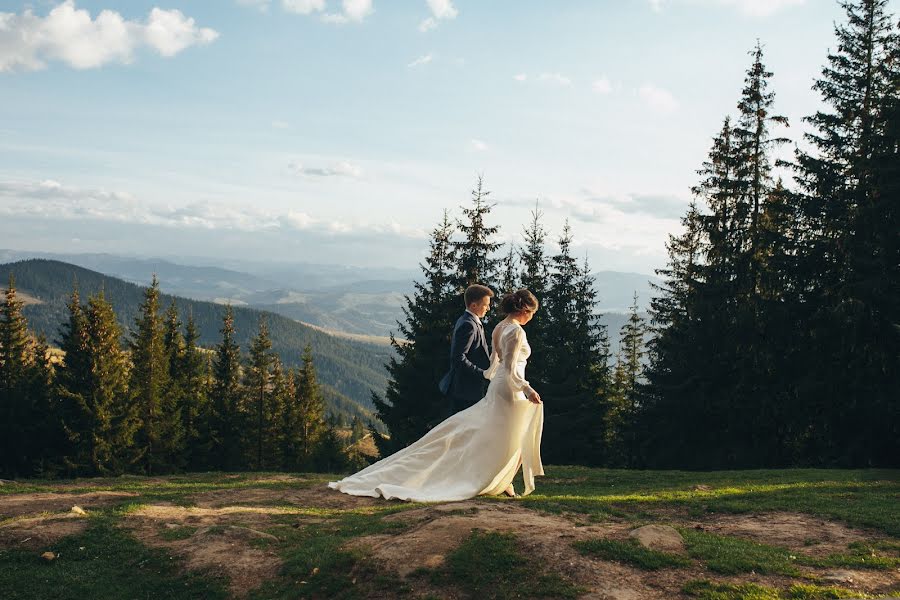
xmin=500 ymin=325 xmax=534 ymax=397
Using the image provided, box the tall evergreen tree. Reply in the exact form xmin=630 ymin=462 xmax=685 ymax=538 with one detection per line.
xmin=517 ymin=203 xmax=551 ymax=392
xmin=295 ymin=344 xmax=326 ymax=468
xmin=541 ymin=222 xmax=608 ymax=465
xmin=67 ymin=290 xmax=138 ymax=475
xmin=129 ymin=275 xmax=178 ymax=474
xmin=455 ymin=175 xmax=502 ymax=290
xmin=0 ymin=274 xmax=33 ymax=477
xmin=245 ymin=317 xmax=273 ymax=470
xmin=56 ymin=285 xmax=91 ymax=476
xmin=179 ymin=312 xmax=212 ymax=470
xmin=210 ymin=305 xmax=245 ymax=470
xmin=792 ymin=0 xmax=900 ymax=465
xmin=372 ymin=212 xmax=459 ymax=456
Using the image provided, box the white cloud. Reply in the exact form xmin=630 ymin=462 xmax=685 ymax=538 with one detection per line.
xmin=271 ymin=120 xmax=290 ymax=129
xmin=322 ymin=0 xmax=373 ymax=24
xmin=513 ymin=73 xmax=527 ymax=82
xmin=288 ymin=160 xmax=364 ymax=178
xmin=407 ymin=53 xmax=433 ymax=68
xmin=470 ymin=139 xmax=488 ymax=152
xmin=0 ymin=1 xmax=217 ymax=73
xmin=0 ymin=178 xmax=432 ymax=242
xmin=281 ymin=0 xmax=325 ymax=15
xmin=592 ymin=78 xmax=613 ymax=94
xmin=538 ymin=72 xmax=572 ymax=86
xmin=419 ymin=0 xmax=457 ymax=31
xmin=638 ymin=83 xmax=679 ymax=114
xmin=650 ymin=0 xmax=805 ymax=17
xmin=236 ymin=0 xmax=272 ymax=12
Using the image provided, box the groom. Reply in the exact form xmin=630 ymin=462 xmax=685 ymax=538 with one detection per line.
xmin=439 ymin=284 xmax=494 ymax=415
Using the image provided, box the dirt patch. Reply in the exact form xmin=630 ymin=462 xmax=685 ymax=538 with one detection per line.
xmin=190 ymin=483 xmax=382 ymax=511
xmin=693 ymin=512 xmax=886 ymax=557
xmin=0 ymin=513 xmax=89 ymax=550
xmin=350 ymin=500 xmax=686 ymax=599
xmin=0 ymin=491 xmax=139 ymax=519
xmin=122 ymin=502 xmax=284 ymax=597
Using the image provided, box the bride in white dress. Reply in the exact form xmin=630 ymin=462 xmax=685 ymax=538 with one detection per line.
xmin=328 ymin=289 xmax=545 ymax=502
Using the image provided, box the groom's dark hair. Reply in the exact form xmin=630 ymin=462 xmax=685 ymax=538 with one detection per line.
xmin=464 ymin=284 xmax=494 ymax=306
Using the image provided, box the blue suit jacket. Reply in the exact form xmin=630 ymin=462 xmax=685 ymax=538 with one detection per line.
xmin=438 ymin=311 xmax=491 ymax=409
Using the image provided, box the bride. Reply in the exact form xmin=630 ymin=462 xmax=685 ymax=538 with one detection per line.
xmin=328 ymin=289 xmax=545 ymax=502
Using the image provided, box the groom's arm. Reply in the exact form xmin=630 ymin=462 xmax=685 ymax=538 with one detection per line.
xmin=450 ymin=320 xmax=485 ymax=378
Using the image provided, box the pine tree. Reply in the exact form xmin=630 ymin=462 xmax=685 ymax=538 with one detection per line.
xmin=641 ymin=204 xmax=709 ymax=467
xmin=541 ymin=222 xmax=608 ymax=465
xmin=279 ymin=368 xmax=300 ymax=470
xmin=518 ymin=203 xmax=551 ymax=394
xmin=67 ymin=290 xmax=138 ymax=475
xmin=56 ymin=285 xmax=91 ymax=476
xmin=210 ymin=305 xmax=245 ymax=470
xmin=28 ymin=334 xmax=57 ymax=477
xmin=265 ymin=357 xmax=289 ymax=469
xmin=499 ymin=244 xmax=519 ymax=296
xmin=179 ymin=312 xmax=212 ymax=470
xmin=0 ymin=274 xmax=33 ymax=477
xmin=314 ymin=413 xmax=350 ymax=473
xmin=245 ymin=317 xmax=273 ymax=470
xmin=129 ymin=275 xmax=177 ymax=474
xmin=372 ymin=212 xmax=459 ymax=456
xmin=455 ymin=175 xmax=502 ymax=290
xmin=792 ymin=0 xmax=900 ymax=466
xmin=295 ymin=344 xmax=325 ymax=468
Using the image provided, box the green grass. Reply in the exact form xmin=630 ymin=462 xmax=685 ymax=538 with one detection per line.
xmin=681 ymin=528 xmax=803 ymax=576
xmin=684 ymin=579 xmax=782 ymax=600
xmin=681 ymin=528 xmax=899 ymax=575
xmin=785 ymin=583 xmax=874 ymax=599
xmin=157 ymin=524 xmax=198 ymax=541
xmin=248 ymin=504 xmax=418 ymax=599
xmin=522 ymin=467 xmax=900 ymax=536
xmin=573 ymin=537 xmax=691 ymax=570
xmin=0 ymin=515 xmax=228 ymax=600
xmin=684 ymin=580 xmax=881 ymax=600
xmin=421 ymin=528 xmax=582 ymax=600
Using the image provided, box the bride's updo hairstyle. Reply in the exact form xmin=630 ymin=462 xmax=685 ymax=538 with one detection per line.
xmin=499 ymin=289 xmax=539 ymax=316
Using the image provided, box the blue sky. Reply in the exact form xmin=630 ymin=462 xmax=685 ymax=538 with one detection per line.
xmin=1 ymin=0 xmax=894 ymax=274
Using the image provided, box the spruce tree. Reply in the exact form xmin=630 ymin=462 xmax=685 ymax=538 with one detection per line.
xmin=210 ymin=305 xmax=245 ymax=470
xmin=541 ymin=222 xmax=608 ymax=465
xmin=68 ymin=290 xmax=138 ymax=475
xmin=56 ymin=285 xmax=91 ymax=476
xmin=180 ymin=312 xmax=212 ymax=470
xmin=792 ymin=0 xmax=900 ymax=466
xmin=455 ymin=175 xmax=502 ymax=290
xmin=517 ymin=203 xmax=551 ymax=394
xmin=0 ymin=274 xmax=32 ymax=477
xmin=265 ymin=357 xmax=289 ymax=470
xmin=295 ymin=344 xmax=325 ymax=469
xmin=245 ymin=317 xmax=273 ymax=470
xmin=129 ymin=275 xmax=177 ymax=474
xmin=372 ymin=212 xmax=458 ymax=456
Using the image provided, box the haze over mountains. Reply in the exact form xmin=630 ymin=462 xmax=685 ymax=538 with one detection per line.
xmin=0 ymin=258 xmax=391 ymax=428
xmin=0 ymin=250 xmax=658 ymax=341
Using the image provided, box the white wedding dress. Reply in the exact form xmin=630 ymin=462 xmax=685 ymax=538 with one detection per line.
xmin=328 ymin=318 xmax=544 ymax=502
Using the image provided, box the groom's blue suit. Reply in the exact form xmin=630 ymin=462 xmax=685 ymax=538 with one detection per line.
xmin=439 ymin=311 xmax=491 ymax=414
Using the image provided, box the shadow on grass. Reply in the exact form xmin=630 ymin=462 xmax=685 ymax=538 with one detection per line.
xmin=0 ymin=515 xmax=228 ymax=600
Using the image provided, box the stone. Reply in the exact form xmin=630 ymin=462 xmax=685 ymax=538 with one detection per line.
xmin=70 ymin=506 xmax=86 ymax=515
xmin=628 ymin=524 xmax=685 ymax=553
xmin=40 ymin=551 xmax=56 ymax=562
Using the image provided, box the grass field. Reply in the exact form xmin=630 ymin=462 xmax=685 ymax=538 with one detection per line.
xmin=0 ymin=468 xmax=897 ymax=599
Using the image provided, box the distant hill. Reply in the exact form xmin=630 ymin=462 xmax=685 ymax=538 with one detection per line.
xmin=0 ymin=250 xmax=660 ymax=340
xmin=0 ymin=259 xmax=393 ymax=426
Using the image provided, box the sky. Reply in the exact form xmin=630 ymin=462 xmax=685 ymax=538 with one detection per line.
xmin=1 ymin=0 xmax=895 ymax=275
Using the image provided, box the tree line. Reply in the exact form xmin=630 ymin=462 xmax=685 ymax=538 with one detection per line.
xmin=0 ymin=276 xmax=370 ymax=478
xmin=376 ymin=0 xmax=898 ymax=469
